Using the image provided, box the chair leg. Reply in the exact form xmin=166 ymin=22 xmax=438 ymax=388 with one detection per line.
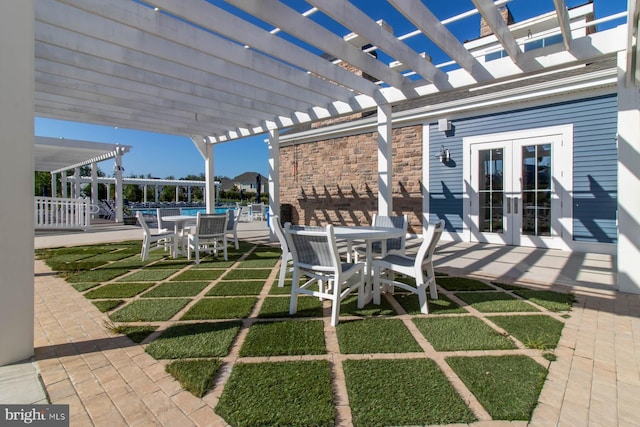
xmin=330 ymin=286 xmax=341 ymax=327
xmin=141 ymin=237 xmax=149 ymax=261
xmin=222 ymin=237 xmax=228 ymax=261
xmin=356 ymin=270 xmax=365 ymax=309
xmin=278 ymin=258 xmax=288 ymax=287
xmin=373 ymin=266 xmax=382 ymax=305
xmin=289 ymin=270 xmax=300 ymax=315
xmin=425 ymin=263 xmax=438 ymax=299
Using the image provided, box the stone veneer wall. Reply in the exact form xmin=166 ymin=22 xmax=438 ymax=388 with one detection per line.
xmin=279 ymin=124 xmax=423 ymax=234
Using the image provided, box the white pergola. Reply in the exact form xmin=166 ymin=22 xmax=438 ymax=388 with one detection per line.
xmin=0 ymin=0 xmax=638 ymax=365
xmin=35 ymin=136 xmax=131 ymax=220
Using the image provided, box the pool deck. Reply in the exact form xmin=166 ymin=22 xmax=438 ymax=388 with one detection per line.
xmin=1 ymin=219 xmax=638 ymax=426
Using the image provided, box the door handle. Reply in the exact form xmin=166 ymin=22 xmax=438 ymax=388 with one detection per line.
xmin=506 ymin=197 xmax=511 ymax=214
xmin=514 ymin=198 xmax=518 ymax=214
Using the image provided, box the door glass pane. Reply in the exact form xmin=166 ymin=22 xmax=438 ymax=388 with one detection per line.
xmin=478 ymin=149 xmax=503 ymax=233
xmin=521 ymin=144 xmax=552 ymax=236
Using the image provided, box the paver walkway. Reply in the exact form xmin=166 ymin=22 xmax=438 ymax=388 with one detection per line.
xmin=31 ymin=253 xmax=640 ymax=426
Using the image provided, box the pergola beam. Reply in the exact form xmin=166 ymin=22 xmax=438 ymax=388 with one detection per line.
xmin=471 ymin=0 xmax=523 ymax=65
xmin=553 ymin=0 xmax=573 ymax=51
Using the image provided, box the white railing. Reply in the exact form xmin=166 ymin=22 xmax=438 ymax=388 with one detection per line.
xmin=34 ymin=196 xmax=91 ymax=230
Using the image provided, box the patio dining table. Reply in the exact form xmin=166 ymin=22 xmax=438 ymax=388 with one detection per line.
xmin=333 ymin=225 xmax=405 ymax=302
xmin=162 ymin=214 xmax=197 ymax=257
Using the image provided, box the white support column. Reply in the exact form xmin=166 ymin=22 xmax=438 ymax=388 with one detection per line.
xmin=0 ymin=0 xmax=34 ymax=365
xmin=74 ymin=167 xmax=81 ymax=198
xmin=91 ymin=161 xmax=98 ymax=216
xmin=61 ymin=170 xmax=68 ymax=198
xmin=143 ymin=185 xmax=148 ymax=203
xmin=268 ymin=129 xmax=280 ymax=241
xmin=175 ymin=186 xmax=179 ymax=203
xmin=617 ymin=49 xmax=640 ymax=294
xmin=187 ymin=186 xmax=192 ymax=203
xmin=155 ymin=185 xmax=159 ymax=202
xmin=51 ymin=172 xmax=57 ymax=198
xmin=204 ymin=142 xmax=215 ymax=213
xmin=114 ymin=147 xmax=124 ymax=222
xmin=377 ymin=103 xmax=393 ymax=216
xmin=106 ymin=182 xmax=111 ymax=202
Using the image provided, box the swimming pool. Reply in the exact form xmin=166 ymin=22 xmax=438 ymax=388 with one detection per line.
xmin=133 ymin=207 xmax=233 ymax=216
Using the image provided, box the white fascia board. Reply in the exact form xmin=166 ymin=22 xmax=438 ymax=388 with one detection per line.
xmin=225 ymin=0 xmax=408 ymax=89
xmin=281 ymin=64 xmax=617 ymax=145
xmin=306 ymin=0 xmax=450 ymax=89
xmin=144 ymin=0 xmax=379 ymax=98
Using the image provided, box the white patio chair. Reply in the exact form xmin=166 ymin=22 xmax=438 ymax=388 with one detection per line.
xmin=250 ymin=203 xmax=264 ymax=221
xmin=352 ymin=214 xmax=408 ymax=262
xmin=156 ymin=207 xmax=181 ymax=233
xmin=285 ymin=223 xmax=365 ymax=326
xmin=271 ymin=215 xmax=293 ymax=287
xmin=371 ymin=219 xmax=445 ymax=314
xmin=136 ymin=211 xmax=176 ymax=261
xmin=226 ymin=207 xmax=241 ymax=250
xmin=187 ymin=213 xmax=228 ymax=264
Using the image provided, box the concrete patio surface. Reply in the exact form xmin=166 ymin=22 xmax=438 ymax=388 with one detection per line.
xmin=0 ymin=219 xmax=637 ymax=426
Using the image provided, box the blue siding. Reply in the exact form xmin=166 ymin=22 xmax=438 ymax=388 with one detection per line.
xmin=429 ymin=94 xmax=618 ymax=243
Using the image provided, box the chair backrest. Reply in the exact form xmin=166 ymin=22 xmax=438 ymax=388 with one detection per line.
xmin=415 ymin=220 xmax=445 ymax=268
xmin=270 ymin=215 xmax=289 ymax=254
xmin=196 ymin=213 xmax=228 ymax=237
xmin=157 ymin=207 xmax=181 ymax=232
xmin=136 ymin=211 xmax=151 ymax=235
xmin=226 ymin=208 xmax=240 ymax=231
xmin=285 ymin=223 xmax=339 ymax=274
xmin=373 ymin=214 xmax=408 ymax=251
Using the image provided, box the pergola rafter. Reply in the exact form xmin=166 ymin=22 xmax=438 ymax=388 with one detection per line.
xmin=33 ymin=0 xmax=626 ymax=142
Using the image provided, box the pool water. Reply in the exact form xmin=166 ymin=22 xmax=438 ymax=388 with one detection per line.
xmin=133 ymin=207 xmax=232 ymax=216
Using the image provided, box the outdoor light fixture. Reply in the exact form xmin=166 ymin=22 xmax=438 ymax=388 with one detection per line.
xmin=436 ymin=145 xmax=450 ymax=163
xmin=438 ymin=118 xmax=451 ymax=132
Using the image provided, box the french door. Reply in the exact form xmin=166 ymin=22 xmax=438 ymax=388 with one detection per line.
xmin=469 ymin=135 xmax=563 ymax=248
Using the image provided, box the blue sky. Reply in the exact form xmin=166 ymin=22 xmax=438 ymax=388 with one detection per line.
xmin=35 ymin=0 xmax=626 ymax=180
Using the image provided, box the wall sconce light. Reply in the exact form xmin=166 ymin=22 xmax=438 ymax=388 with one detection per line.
xmin=436 ymin=145 xmax=450 ymax=163
xmin=438 ymin=118 xmax=451 ymax=132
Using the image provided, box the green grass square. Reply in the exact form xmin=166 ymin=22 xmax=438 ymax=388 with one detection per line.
xmin=84 ymin=282 xmax=154 ymax=299
xmin=166 ymin=359 xmax=222 ymax=398
xmin=257 ymin=296 xmax=324 ymax=319
xmin=206 ymin=281 xmax=265 ymax=296
xmin=336 ymin=319 xmax=422 ymax=354
xmin=216 ymin=361 xmax=334 ymax=427
xmin=109 ymin=298 xmax=190 ymax=322
xmin=71 ymin=282 xmax=100 ymax=292
xmin=92 ymin=300 xmax=123 ymax=312
xmin=223 ymin=269 xmax=272 ymax=280
xmin=339 ymin=294 xmax=397 ymax=317
xmin=190 ymin=257 xmax=237 ymax=268
xmin=236 ymin=258 xmax=278 ymax=268
xmin=269 ymin=281 xmax=293 ymax=295
xmin=111 ymin=325 xmax=158 ymax=343
xmin=145 ymin=258 xmax=193 ymax=269
xmin=447 ymin=355 xmax=548 ymax=420
xmin=240 ymin=320 xmax=326 ymax=357
xmin=64 ymin=267 xmax=131 ymax=283
xmin=141 ymin=281 xmax=208 ymax=297
xmin=180 ymin=297 xmax=256 ymax=320
xmin=413 ymin=317 xmax=517 ymax=351
xmin=513 ymin=290 xmax=575 ymax=312
xmin=455 ymin=292 xmax=540 ymax=313
xmin=246 ymin=247 xmax=281 ymax=260
xmin=489 ymin=315 xmax=564 ymax=349
xmin=116 ymin=269 xmax=179 ymax=282
xmin=343 ymin=359 xmax=476 ymax=426
xmin=437 ymin=277 xmax=494 ymax=291
xmin=394 ymin=293 xmax=466 ymax=315
xmin=145 ymin=321 xmax=241 ymax=359
xmin=171 ymin=269 xmax=225 ymax=281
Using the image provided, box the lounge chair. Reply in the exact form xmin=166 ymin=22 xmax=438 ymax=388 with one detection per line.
xmin=352 ymin=214 xmax=408 ymax=262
